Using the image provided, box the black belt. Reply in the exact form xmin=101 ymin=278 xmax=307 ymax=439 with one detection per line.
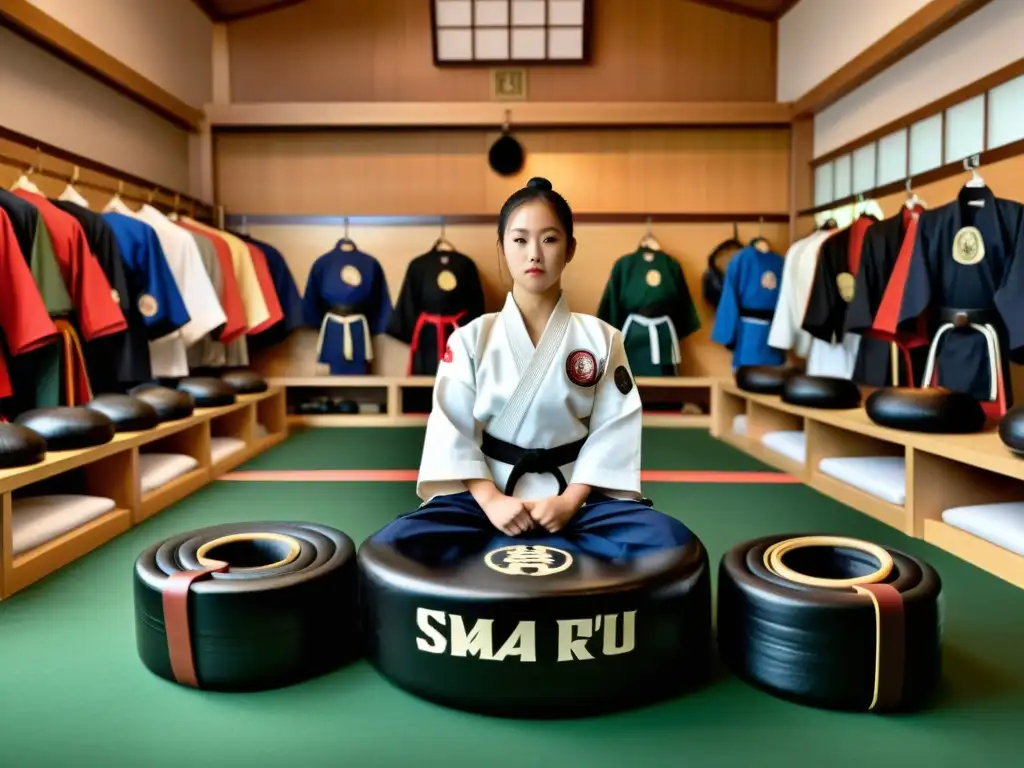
xmin=939 ymin=307 xmax=1001 ymax=328
xmin=635 ymin=302 xmax=675 ymax=318
xmin=480 ymin=432 xmax=587 ymax=497
xmin=328 ymin=304 xmax=362 ymax=316
xmin=740 ymin=308 xmax=774 ymax=321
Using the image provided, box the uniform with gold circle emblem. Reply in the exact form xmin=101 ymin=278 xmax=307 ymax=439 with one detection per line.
xmin=385 ymin=248 xmax=485 ymax=388
xmin=710 ymin=243 xmax=786 ymax=370
xmin=872 ymin=189 xmax=1024 ymax=406
xmin=598 ymin=248 xmax=701 ymax=377
xmin=303 ymin=241 xmax=394 ymax=375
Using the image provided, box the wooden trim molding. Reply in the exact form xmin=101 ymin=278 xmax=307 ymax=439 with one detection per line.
xmin=205 ymin=101 xmax=793 ymax=130
xmin=224 ymin=213 xmax=791 ymax=227
xmin=791 ymin=0 xmax=994 ymax=118
xmin=0 ymin=0 xmax=204 ymax=131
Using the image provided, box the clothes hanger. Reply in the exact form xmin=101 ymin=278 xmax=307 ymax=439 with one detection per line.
xmin=57 ymin=165 xmax=90 ymax=208
xmin=964 ymin=154 xmax=986 ymax=188
xmin=103 ymin=180 xmax=133 ymax=213
xmin=337 ymin=217 xmax=357 ymax=251
xmin=749 ymin=216 xmax=772 ymax=252
xmin=904 ymin=177 xmax=925 ymax=210
xmin=638 ymin=217 xmax=662 ymax=253
xmin=10 ymin=149 xmax=43 ymax=195
xmin=432 ymin=218 xmax=455 ymax=252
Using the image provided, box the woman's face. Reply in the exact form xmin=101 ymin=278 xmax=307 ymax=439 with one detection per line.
xmin=500 ymin=200 xmax=575 ymax=295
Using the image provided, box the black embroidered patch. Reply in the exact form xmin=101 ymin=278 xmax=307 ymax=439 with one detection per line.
xmin=614 ymin=365 xmax=633 ymax=395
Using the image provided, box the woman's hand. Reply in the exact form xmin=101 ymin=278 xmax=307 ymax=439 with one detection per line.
xmin=524 ymin=494 xmax=578 ymax=533
xmin=482 ymin=494 xmax=535 ymax=536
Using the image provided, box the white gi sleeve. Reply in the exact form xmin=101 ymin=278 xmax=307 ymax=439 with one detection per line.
xmin=569 ymin=329 xmax=643 ymax=498
xmin=416 ymin=325 xmax=493 ymax=501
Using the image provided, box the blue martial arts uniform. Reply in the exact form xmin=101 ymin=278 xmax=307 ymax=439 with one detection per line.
xmin=103 ymin=213 xmax=190 ymax=342
xmin=710 ymin=243 xmax=786 ymax=369
xmin=301 ymin=243 xmax=393 ymax=375
xmin=239 ymin=234 xmax=303 ymax=352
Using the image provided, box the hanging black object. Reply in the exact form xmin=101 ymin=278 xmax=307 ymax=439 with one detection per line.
xmin=489 ymin=111 xmax=524 ymax=176
xmin=702 ymin=223 xmax=745 ymax=309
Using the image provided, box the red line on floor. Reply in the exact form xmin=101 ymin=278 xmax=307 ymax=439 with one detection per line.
xmin=220 ymin=469 xmax=798 ymax=483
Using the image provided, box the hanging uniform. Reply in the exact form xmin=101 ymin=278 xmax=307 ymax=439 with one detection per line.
xmin=845 ymin=206 xmax=929 ymax=387
xmin=800 ymin=215 xmax=889 ymax=384
xmin=387 ymin=248 xmax=485 ymax=376
xmin=183 ymin=228 xmax=238 ymax=371
xmin=368 ymin=292 xmax=695 ymax=565
xmin=0 ymin=189 xmax=72 ymax=316
xmin=12 ymin=189 xmax=127 ymax=341
xmin=52 ymin=201 xmax=152 ymax=392
xmin=874 ymin=185 xmax=1024 ymax=413
xmin=710 ymin=243 xmax=785 ymax=369
xmin=0 ymin=208 xmax=59 ymax=403
xmin=175 ymin=219 xmax=249 ymax=346
xmin=302 ymin=243 xmax=393 ymax=375
xmin=103 ymin=212 xmax=191 ymax=344
xmin=597 ymin=249 xmax=700 ymax=377
xmin=768 ymin=230 xmax=831 ymax=360
xmin=239 ymin=234 xmax=304 ymax=352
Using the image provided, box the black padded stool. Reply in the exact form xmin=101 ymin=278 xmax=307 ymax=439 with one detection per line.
xmin=0 ymin=423 xmax=47 ymax=468
xmin=358 ymin=537 xmax=713 ymax=717
xmin=85 ymin=394 xmax=161 ymax=432
xmin=128 ymin=384 xmax=196 ymax=422
xmin=735 ymin=365 xmax=798 ymax=395
xmin=15 ymin=407 xmax=116 ymax=451
xmin=221 ymin=370 xmax=268 ymax=394
xmin=176 ymin=377 xmax=236 ymax=407
xmin=781 ymin=375 xmax=861 ymax=409
xmin=999 ymin=405 xmax=1024 ymax=456
xmin=867 ymin=388 xmax=986 ymax=434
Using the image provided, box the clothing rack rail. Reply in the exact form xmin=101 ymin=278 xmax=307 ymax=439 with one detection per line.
xmin=224 ymin=212 xmax=790 ymax=228
xmin=0 ymin=126 xmax=213 ymax=220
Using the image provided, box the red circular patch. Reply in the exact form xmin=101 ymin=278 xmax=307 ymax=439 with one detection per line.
xmin=565 ymin=349 xmax=598 ymax=387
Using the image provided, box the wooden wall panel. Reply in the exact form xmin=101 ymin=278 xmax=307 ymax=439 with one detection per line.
xmin=225 ymin=0 xmax=776 ymax=103
xmin=214 ymin=128 xmax=791 ymax=216
xmin=243 ymin=218 xmax=791 ymax=381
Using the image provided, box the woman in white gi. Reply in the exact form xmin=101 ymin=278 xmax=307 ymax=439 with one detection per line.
xmin=369 ymin=178 xmax=696 ymax=564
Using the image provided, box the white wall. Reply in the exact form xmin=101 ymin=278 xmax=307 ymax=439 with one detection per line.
xmin=814 ymin=0 xmax=1024 ymax=157
xmin=0 ymin=26 xmax=193 ymax=194
xmin=777 ymin=0 xmax=932 ymax=103
xmin=25 ymin=0 xmax=214 ymax=108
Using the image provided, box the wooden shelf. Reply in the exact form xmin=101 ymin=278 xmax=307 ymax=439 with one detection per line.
xmin=206 ymin=101 xmax=793 ymax=130
xmin=712 ymin=379 xmax=1024 ymax=590
xmin=274 ymin=374 xmax=713 ymax=429
xmin=0 ymin=388 xmax=289 ymax=599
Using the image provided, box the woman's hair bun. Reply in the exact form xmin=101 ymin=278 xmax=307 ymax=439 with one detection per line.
xmin=526 ymin=176 xmax=553 ymax=191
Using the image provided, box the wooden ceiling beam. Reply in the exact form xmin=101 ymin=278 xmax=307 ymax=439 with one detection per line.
xmin=685 ymin=0 xmax=778 ymax=22
xmin=0 ymin=0 xmax=204 ymax=131
xmin=791 ymin=0 xmax=994 ymax=118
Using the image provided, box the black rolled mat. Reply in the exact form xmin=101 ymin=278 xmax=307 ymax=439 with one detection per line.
xmin=134 ymin=521 xmax=360 ymax=692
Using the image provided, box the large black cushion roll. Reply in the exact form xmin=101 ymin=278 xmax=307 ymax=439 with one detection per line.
xmin=128 ymin=384 xmax=195 ymax=422
xmin=781 ymin=374 xmax=861 ymax=409
xmin=735 ymin=365 xmax=798 ymax=395
xmin=85 ymin=394 xmax=160 ymax=433
xmin=998 ymin=406 xmax=1024 ymax=457
xmin=717 ymin=534 xmax=942 ymax=713
xmin=176 ymin=377 xmax=236 ymax=407
xmin=0 ymin=423 xmax=47 ymax=468
xmin=134 ymin=522 xmax=360 ymax=692
xmin=358 ymin=536 xmax=713 ymax=717
xmin=221 ymin=370 xmax=267 ymax=394
xmin=14 ymin=407 xmax=115 ymax=451
xmin=867 ymin=388 xmax=986 ymax=434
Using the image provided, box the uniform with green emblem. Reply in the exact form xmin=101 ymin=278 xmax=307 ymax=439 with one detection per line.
xmin=597 ymin=248 xmax=700 ymax=377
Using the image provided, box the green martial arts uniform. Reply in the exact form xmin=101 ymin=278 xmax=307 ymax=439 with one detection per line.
xmin=597 ymin=249 xmax=701 ymax=377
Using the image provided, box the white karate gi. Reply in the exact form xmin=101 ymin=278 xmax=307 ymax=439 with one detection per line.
xmin=417 ymin=292 xmax=643 ymax=504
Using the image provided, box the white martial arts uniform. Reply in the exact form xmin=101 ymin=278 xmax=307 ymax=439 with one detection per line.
xmin=417 ymin=292 xmax=643 ymax=504
xmin=768 ymin=228 xmax=861 ymax=378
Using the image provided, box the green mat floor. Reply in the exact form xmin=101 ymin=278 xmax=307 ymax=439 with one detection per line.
xmin=0 ymin=428 xmax=1022 ymax=766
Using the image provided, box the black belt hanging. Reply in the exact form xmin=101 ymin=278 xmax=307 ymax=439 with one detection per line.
xmin=480 ymin=432 xmax=587 ymax=497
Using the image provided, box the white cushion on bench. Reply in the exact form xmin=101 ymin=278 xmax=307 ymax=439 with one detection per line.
xmin=12 ymin=494 xmax=116 ymax=556
xmin=942 ymin=501 xmax=1024 ymax=557
xmin=818 ymin=456 xmax=906 ymax=505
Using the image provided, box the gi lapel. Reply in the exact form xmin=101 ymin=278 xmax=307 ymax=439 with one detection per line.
xmin=488 ymin=292 xmax=571 ymax=442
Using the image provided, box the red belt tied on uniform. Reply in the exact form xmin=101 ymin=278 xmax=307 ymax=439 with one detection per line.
xmin=408 ymin=311 xmax=467 ymax=374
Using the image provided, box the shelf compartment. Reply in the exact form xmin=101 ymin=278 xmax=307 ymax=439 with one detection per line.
xmin=136 ymin=421 xmax=211 ymax=524
xmin=805 ymin=419 xmax=909 ymax=533
xmin=2 ymin=448 xmax=136 ymax=598
xmin=209 ymin=403 xmax=255 ymax=476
